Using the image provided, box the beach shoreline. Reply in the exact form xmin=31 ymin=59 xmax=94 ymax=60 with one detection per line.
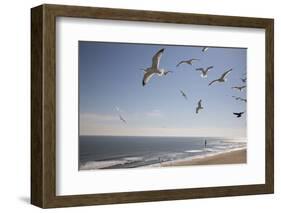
xmin=157 ymin=148 xmax=247 ymax=167
xmin=80 ymin=148 xmax=247 ymax=170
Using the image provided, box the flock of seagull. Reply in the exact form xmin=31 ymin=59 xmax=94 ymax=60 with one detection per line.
xmin=118 ymin=47 xmax=247 ymax=124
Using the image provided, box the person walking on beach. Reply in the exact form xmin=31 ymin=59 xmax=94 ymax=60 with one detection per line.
xmin=204 ymin=139 xmax=207 ymax=148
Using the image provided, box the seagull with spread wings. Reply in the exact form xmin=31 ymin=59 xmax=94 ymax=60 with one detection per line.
xmin=208 ymin=68 xmax=232 ymax=86
xmin=233 ymin=111 xmax=245 ymax=118
xmin=232 ymin=96 xmax=247 ymax=102
xmin=239 ymin=98 xmax=247 ymax=103
xmin=232 ymin=85 xmax=246 ymax=91
xmin=176 ymin=58 xmax=199 ymax=67
xmin=141 ymin=48 xmax=171 ymax=86
xmin=196 ymin=66 xmax=214 ymax=78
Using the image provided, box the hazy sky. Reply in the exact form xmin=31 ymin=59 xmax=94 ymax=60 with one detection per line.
xmin=79 ymin=41 xmax=247 ymax=137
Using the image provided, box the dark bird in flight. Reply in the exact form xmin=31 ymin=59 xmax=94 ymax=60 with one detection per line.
xmin=196 ymin=66 xmax=214 ymax=78
xmin=233 ymin=111 xmax=245 ymax=118
xmin=176 ymin=58 xmax=199 ymax=67
xmin=196 ymin=99 xmax=203 ymax=114
xmin=180 ymin=90 xmax=188 ymax=100
xmin=208 ymin=68 xmax=232 ymax=86
xmin=119 ymin=114 xmax=127 ymax=124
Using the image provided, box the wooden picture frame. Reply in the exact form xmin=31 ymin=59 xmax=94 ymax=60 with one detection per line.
xmin=31 ymin=4 xmax=274 ymax=208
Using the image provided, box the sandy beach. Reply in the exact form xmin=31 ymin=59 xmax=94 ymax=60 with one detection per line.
xmin=161 ymin=148 xmax=247 ymax=167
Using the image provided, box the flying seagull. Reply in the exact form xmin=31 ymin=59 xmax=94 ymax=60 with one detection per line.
xmin=208 ymin=68 xmax=232 ymax=86
xmin=180 ymin=90 xmax=187 ymax=100
xmin=115 ymin=106 xmax=127 ymax=124
xmin=119 ymin=115 xmax=127 ymax=124
xmin=232 ymin=96 xmax=247 ymax=102
xmin=196 ymin=66 xmax=214 ymax=78
xmin=239 ymin=98 xmax=247 ymax=103
xmin=202 ymin=47 xmax=209 ymax=52
xmin=176 ymin=58 xmax=199 ymax=67
xmin=232 ymin=96 xmax=240 ymax=100
xmin=241 ymin=77 xmax=247 ymax=83
xmin=232 ymin=85 xmax=246 ymax=91
xmin=233 ymin=111 xmax=245 ymax=118
xmin=196 ymin=99 xmax=203 ymax=114
xmin=141 ymin=48 xmax=172 ymax=86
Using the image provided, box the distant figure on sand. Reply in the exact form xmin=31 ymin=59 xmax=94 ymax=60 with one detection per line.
xmin=204 ymin=139 xmax=207 ymax=148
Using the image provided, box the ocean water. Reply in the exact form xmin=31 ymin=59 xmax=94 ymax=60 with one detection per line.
xmin=79 ymin=136 xmax=246 ymax=170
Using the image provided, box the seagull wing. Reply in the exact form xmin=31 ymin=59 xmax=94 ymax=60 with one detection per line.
xmin=176 ymin=60 xmax=186 ymax=67
xmin=196 ymin=100 xmax=202 ymax=114
xmin=198 ymin=100 xmax=202 ymax=108
xmin=180 ymin=90 xmax=187 ymax=99
xmin=152 ymin=48 xmax=164 ymax=69
xmin=206 ymin=66 xmax=214 ymax=72
xmin=164 ymin=71 xmax=173 ymax=75
xmin=241 ymin=78 xmax=247 ymax=82
xmin=209 ymin=79 xmax=219 ymax=86
xmin=142 ymin=71 xmax=155 ymax=86
xmin=190 ymin=58 xmax=200 ymax=62
xmin=240 ymin=98 xmax=247 ymax=102
xmin=202 ymin=47 xmax=208 ymax=52
xmin=196 ymin=68 xmax=204 ymax=72
xmin=220 ymin=69 xmax=232 ymax=80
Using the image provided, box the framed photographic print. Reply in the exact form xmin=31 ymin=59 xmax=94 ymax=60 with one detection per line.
xmin=31 ymin=4 xmax=274 ymax=208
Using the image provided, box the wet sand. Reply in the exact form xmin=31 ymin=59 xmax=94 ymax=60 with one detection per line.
xmin=162 ymin=149 xmax=247 ymax=167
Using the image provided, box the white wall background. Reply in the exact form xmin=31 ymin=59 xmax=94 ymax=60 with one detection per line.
xmin=0 ymin=0 xmax=279 ymax=212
